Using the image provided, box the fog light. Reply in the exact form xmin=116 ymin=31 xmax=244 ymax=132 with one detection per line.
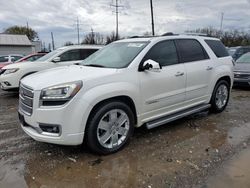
xmin=39 ymin=124 xmax=60 ymax=134
xmin=4 ymin=81 xmax=11 ymax=86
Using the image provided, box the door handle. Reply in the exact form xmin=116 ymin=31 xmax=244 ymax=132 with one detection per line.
xmin=206 ymin=66 xmax=213 ymax=71
xmin=175 ymin=72 xmax=184 ymax=77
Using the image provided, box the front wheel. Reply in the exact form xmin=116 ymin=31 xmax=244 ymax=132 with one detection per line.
xmin=210 ymin=80 xmax=230 ymax=113
xmin=86 ymin=101 xmax=134 ymax=155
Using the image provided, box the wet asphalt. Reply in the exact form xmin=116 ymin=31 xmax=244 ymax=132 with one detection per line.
xmin=0 ymin=87 xmax=250 ymax=188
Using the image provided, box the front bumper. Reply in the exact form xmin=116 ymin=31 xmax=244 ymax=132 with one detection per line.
xmin=0 ymin=73 xmax=20 ymax=90
xmin=19 ymin=89 xmax=93 ymax=146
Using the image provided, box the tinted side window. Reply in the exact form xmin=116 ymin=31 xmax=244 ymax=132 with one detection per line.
xmin=59 ymin=49 xmax=81 ymax=62
xmin=176 ymin=39 xmax=209 ymax=63
xmin=143 ymin=40 xmax=178 ymax=66
xmin=12 ymin=56 xmax=22 ymax=61
xmin=80 ymin=49 xmax=98 ymax=59
xmin=205 ymin=40 xmax=229 ymax=58
xmin=0 ymin=56 xmax=8 ymax=63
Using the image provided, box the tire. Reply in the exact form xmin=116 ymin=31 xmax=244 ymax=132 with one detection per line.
xmin=86 ymin=101 xmax=135 ymax=155
xmin=210 ymin=80 xmax=230 ymax=113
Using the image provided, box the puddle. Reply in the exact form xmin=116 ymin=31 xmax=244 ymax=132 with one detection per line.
xmin=228 ymin=123 xmax=250 ymax=146
xmin=206 ymin=148 xmax=250 ymax=188
xmin=0 ymin=162 xmax=27 ymax=188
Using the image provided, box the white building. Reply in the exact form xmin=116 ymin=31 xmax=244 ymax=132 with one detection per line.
xmin=0 ymin=34 xmax=41 ymax=56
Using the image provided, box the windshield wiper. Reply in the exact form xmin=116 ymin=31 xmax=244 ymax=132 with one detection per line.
xmin=84 ymin=64 xmax=106 ymax=68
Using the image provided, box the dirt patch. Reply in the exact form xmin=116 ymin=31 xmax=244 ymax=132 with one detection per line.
xmin=0 ymin=89 xmax=250 ymax=187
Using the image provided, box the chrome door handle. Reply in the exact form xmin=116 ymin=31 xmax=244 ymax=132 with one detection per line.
xmin=175 ymin=72 xmax=184 ymax=77
xmin=206 ymin=66 xmax=213 ymax=71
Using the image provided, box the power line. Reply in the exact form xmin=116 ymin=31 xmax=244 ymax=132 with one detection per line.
xmin=110 ymin=0 xmax=124 ymax=40
xmin=150 ymin=0 xmax=155 ymax=36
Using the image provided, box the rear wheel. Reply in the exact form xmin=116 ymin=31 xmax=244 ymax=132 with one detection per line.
xmin=86 ymin=101 xmax=134 ymax=155
xmin=210 ymin=80 xmax=230 ymax=113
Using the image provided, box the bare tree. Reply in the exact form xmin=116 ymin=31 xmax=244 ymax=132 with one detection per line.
xmin=106 ymin=32 xmax=119 ymax=44
xmin=64 ymin=41 xmax=74 ymax=46
xmin=82 ymin=32 xmax=105 ymax=45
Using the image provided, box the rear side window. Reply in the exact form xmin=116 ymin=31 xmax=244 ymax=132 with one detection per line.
xmin=59 ymin=49 xmax=81 ymax=62
xmin=143 ymin=40 xmax=178 ymax=66
xmin=205 ymin=40 xmax=229 ymax=58
xmin=80 ymin=49 xmax=98 ymax=59
xmin=175 ymin=39 xmax=209 ymax=63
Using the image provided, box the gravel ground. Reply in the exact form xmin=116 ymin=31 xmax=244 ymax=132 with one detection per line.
xmin=0 ymin=87 xmax=250 ymax=188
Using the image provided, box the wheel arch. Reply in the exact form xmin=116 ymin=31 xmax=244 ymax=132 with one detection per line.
xmin=86 ymin=95 xmax=138 ymax=126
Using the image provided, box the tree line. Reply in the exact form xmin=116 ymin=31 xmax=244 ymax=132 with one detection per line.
xmin=2 ymin=25 xmax=250 ymax=47
xmin=186 ymin=27 xmax=250 ymax=47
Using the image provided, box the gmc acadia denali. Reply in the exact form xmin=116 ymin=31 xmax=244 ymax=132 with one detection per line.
xmin=18 ymin=35 xmax=234 ymax=154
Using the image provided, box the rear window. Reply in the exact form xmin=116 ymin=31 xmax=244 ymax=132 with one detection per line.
xmin=205 ymin=40 xmax=229 ymax=58
xmin=175 ymin=39 xmax=209 ymax=63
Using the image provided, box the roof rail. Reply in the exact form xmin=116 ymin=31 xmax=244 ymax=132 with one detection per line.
xmin=161 ymin=32 xmax=178 ymax=36
xmin=182 ymin=32 xmax=209 ymax=37
xmin=129 ymin=35 xmax=155 ymax=39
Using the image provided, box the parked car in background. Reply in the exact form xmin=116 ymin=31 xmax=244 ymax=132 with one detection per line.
xmin=228 ymin=47 xmax=240 ymax=57
xmin=0 ymin=45 xmax=102 ymax=91
xmin=0 ymin=54 xmax=23 ymax=68
xmin=232 ymin=46 xmax=250 ymax=60
xmin=15 ymin=53 xmax=48 ymax=63
xmin=233 ymin=52 xmax=250 ymax=87
xmin=18 ymin=35 xmax=233 ymax=154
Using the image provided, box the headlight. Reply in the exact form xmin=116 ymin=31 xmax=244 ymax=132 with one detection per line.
xmin=40 ymin=81 xmax=82 ymax=101
xmin=3 ymin=68 xmax=19 ymax=75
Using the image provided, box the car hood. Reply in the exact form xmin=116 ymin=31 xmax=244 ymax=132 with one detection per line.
xmin=234 ymin=63 xmax=250 ymax=72
xmin=0 ymin=62 xmax=11 ymax=68
xmin=2 ymin=61 xmax=48 ymax=69
xmin=21 ymin=65 xmax=118 ymax=90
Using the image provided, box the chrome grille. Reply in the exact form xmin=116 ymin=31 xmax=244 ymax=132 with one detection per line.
xmin=234 ymin=72 xmax=250 ymax=80
xmin=19 ymin=84 xmax=34 ymax=116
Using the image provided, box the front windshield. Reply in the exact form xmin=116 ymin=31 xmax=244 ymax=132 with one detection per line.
xmin=36 ymin=49 xmax=63 ymax=62
xmin=81 ymin=41 xmax=148 ymax=68
xmin=236 ymin=53 xmax=250 ymax=63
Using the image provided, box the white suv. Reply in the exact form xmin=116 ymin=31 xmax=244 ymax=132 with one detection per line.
xmin=18 ymin=35 xmax=233 ymax=154
xmin=0 ymin=45 xmax=102 ymax=91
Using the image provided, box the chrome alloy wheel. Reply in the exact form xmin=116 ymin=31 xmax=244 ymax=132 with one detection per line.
xmin=97 ymin=109 xmax=130 ymax=149
xmin=215 ymin=84 xmax=228 ymax=109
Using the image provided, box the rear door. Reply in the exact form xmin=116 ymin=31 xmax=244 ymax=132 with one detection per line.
xmin=139 ymin=40 xmax=186 ymax=122
xmin=175 ymin=39 xmax=213 ymax=104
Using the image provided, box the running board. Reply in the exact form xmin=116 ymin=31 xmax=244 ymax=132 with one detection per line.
xmin=146 ymin=104 xmax=211 ymax=129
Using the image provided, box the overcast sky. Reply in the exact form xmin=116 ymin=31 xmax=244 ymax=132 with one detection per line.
xmin=1 ymin=0 xmax=250 ymax=48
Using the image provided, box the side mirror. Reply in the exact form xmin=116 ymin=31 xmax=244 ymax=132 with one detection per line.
xmin=142 ymin=59 xmax=162 ymax=72
xmin=52 ymin=57 xmax=61 ymax=63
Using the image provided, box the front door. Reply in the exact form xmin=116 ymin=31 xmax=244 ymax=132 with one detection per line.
xmin=139 ymin=40 xmax=186 ymax=123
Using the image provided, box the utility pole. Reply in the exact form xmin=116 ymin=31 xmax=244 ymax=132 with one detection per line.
xmin=51 ymin=32 xmax=55 ymax=50
xmin=150 ymin=0 xmax=155 ymax=36
xmin=91 ymin=28 xmax=95 ymax=44
xmin=220 ymin=12 xmax=224 ymax=32
xmin=111 ymin=0 xmax=123 ymax=40
xmin=77 ymin=17 xmax=80 ymax=45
